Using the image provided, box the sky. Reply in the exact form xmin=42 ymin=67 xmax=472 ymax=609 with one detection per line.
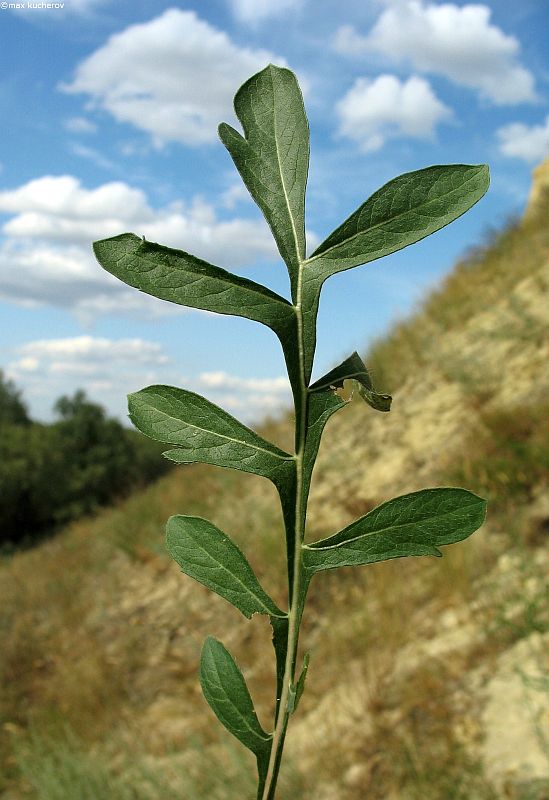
xmin=1 ymin=0 xmax=548 ymax=425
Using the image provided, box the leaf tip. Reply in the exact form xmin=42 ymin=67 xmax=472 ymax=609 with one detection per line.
xmin=218 ymin=120 xmax=239 ymax=140
xmin=201 ymin=635 xmax=217 ymax=657
xmin=165 ymin=514 xmax=181 ymax=544
xmin=477 ymin=163 xmax=491 ymax=190
xmin=127 ymin=391 xmax=141 ymax=416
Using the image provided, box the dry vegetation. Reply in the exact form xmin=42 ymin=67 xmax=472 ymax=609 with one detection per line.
xmin=1 ymin=176 xmax=549 ymax=799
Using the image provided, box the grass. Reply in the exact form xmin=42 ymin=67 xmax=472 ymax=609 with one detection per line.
xmin=9 ymin=720 xmax=307 ymax=799
xmin=10 ymin=722 xmax=300 ymax=800
xmin=13 ymin=724 xmax=166 ymax=800
xmin=449 ymin=402 xmax=549 ymax=512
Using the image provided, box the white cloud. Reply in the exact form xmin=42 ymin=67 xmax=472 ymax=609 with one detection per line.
xmin=216 ymin=392 xmax=289 ymax=414
xmin=227 ymin=0 xmax=302 ymax=23
xmin=198 ymin=371 xmax=289 ymax=394
xmin=0 ymin=174 xmax=276 ymax=318
xmin=221 ymin=183 xmax=251 ymax=210
xmin=7 ymin=335 xmax=172 ymax=421
xmin=14 ymin=335 xmax=168 ymax=366
xmin=336 ymin=74 xmax=452 ymax=152
xmin=64 ymin=116 xmax=97 ymax=134
xmin=61 ymin=9 xmax=280 ymax=146
xmin=195 ymin=370 xmax=291 ymax=417
xmin=334 ymin=1 xmax=536 ymax=105
xmin=333 ymin=24 xmax=371 ymax=55
xmin=69 ymin=144 xmax=115 ymax=171
xmin=0 ymin=175 xmax=146 ymax=220
xmin=6 ymin=337 xmax=290 ymax=423
xmin=497 ymin=116 xmax=549 ymax=163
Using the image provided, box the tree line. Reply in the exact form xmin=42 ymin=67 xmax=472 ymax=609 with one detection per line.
xmin=0 ymin=372 xmax=170 ymax=550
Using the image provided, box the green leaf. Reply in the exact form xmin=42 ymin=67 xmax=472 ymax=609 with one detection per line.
xmin=307 ymin=164 xmax=490 ymax=279
xmin=302 ymin=390 xmax=346 ymax=505
xmin=94 ymin=233 xmax=302 ymax=397
xmin=200 ymin=637 xmax=272 ymax=766
xmin=128 ymin=385 xmax=295 ymax=487
xmin=166 ymin=515 xmax=285 ymax=619
xmin=303 ymin=488 xmax=487 ymax=573
xmin=299 ymin=164 xmax=490 ymax=381
xmin=310 ymin=351 xmax=391 ymax=412
xmin=270 ymin=615 xmax=289 ymax=723
xmin=93 ymin=232 xmax=297 ymax=342
xmin=219 ymin=64 xmax=309 ymax=298
xmin=288 ymin=652 xmax=310 ymax=715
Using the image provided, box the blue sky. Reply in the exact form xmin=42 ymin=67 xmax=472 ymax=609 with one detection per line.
xmin=1 ymin=0 xmax=548 ymax=423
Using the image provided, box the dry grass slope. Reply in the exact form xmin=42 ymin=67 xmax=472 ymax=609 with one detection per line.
xmin=1 ymin=168 xmax=548 ymax=799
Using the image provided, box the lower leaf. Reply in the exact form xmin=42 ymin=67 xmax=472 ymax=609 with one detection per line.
xmin=289 ymin=652 xmax=310 ymax=715
xmin=166 ymin=516 xmax=285 ymax=619
xmin=270 ymin=615 xmax=289 ymax=723
xmin=200 ymin=637 xmax=272 ymax=762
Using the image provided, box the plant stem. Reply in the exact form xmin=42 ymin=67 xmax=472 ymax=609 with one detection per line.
xmin=261 ymin=272 xmax=309 ymax=800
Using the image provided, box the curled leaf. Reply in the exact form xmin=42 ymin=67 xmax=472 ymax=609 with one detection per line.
xmin=310 ymin=351 xmax=391 ymax=412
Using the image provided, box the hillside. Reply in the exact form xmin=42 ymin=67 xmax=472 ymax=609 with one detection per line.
xmin=1 ymin=162 xmax=548 ymax=800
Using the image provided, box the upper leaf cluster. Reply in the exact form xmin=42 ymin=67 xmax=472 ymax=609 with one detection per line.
xmin=94 ymin=65 xmax=488 ymax=396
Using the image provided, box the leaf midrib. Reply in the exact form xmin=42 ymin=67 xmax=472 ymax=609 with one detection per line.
xmin=136 ymin=390 xmax=293 ymax=463
xmin=210 ymin=654 xmax=272 ymax=745
xmin=136 ymin=246 xmax=294 ymax=309
xmin=173 ymin=527 xmax=286 ymax=618
xmin=304 ymin=498 xmax=483 ymax=551
xmin=269 ymin=67 xmax=302 ymax=268
xmin=306 ymin=167 xmax=482 ymax=265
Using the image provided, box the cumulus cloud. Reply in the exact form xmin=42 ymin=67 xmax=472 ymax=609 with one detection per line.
xmin=227 ymin=0 xmax=302 ymax=23
xmin=196 ymin=370 xmax=291 ymax=416
xmin=215 ymin=393 xmax=289 ymax=415
xmin=61 ymin=9 xmax=280 ymax=146
xmin=221 ymin=183 xmax=251 ymax=210
xmin=0 ymin=175 xmax=276 ymax=318
xmin=334 ymin=1 xmax=536 ymax=105
xmin=7 ymin=335 xmax=172 ymax=420
xmin=332 ymin=25 xmax=366 ymax=55
xmin=0 ymin=175 xmax=146 ymax=222
xmin=336 ymin=74 xmax=452 ymax=151
xmin=497 ymin=116 xmax=549 ymax=163
xmin=13 ymin=335 xmax=168 ymax=367
xmin=7 ymin=337 xmax=289 ymax=423
xmin=198 ymin=371 xmax=289 ymax=394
